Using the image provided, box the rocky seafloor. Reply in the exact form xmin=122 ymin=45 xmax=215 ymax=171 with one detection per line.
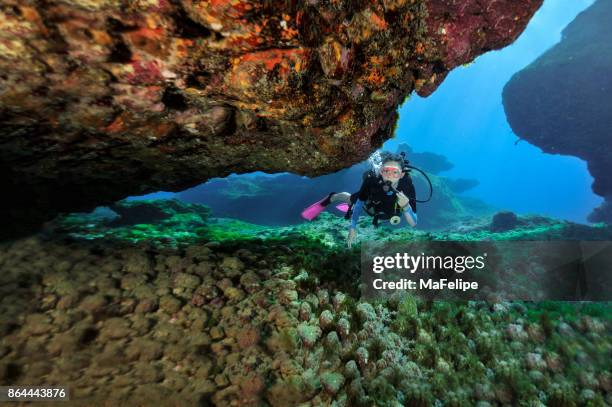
xmin=0 ymin=200 xmax=610 ymax=406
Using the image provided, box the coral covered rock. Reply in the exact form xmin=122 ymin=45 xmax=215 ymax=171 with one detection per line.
xmin=0 ymin=208 xmax=611 ymax=405
xmin=0 ymin=0 xmax=542 ymax=238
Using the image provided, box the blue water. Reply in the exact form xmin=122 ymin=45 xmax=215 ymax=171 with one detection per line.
xmin=384 ymin=0 xmax=600 ymax=223
xmin=133 ymin=0 xmax=601 ymax=224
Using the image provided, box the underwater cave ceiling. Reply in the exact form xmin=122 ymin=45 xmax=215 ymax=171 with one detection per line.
xmin=502 ymin=0 xmax=612 ymax=223
xmin=0 ymin=0 xmax=542 ymax=238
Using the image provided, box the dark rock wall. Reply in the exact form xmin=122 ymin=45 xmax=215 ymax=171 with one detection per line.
xmin=0 ymin=0 xmax=541 ymax=237
xmin=396 ymin=143 xmax=454 ymax=175
xmin=502 ymin=0 xmax=612 ymax=223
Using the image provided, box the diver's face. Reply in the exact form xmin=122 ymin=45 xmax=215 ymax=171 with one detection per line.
xmin=380 ymin=161 xmax=403 ymax=183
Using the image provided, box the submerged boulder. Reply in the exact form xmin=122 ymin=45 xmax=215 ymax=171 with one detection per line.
xmin=0 ymin=0 xmax=542 ymax=238
xmin=490 ymin=211 xmax=520 ymax=232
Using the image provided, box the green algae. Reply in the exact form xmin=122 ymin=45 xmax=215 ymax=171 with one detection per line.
xmin=50 ymin=199 xmax=612 ymax=250
xmin=524 ymin=301 xmax=612 ymax=323
xmin=390 ymin=293 xmax=419 ymax=337
xmin=44 ymin=199 xmax=612 ymax=405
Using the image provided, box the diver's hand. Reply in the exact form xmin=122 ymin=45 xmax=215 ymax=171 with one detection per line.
xmin=396 ymin=191 xmax=409 ymax=208
xmin=347 ymin=227 xmax=357 ymax=248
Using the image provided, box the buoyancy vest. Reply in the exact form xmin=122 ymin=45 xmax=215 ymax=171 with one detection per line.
xmin=348 ymin=170 xmax=417 ymax=226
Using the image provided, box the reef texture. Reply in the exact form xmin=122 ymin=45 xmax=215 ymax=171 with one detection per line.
xmin=502 ymin=0 xmax=612 ymax=223
xmin=47 ymin=199 xmax=612 ymax=248
xmin=0 ymin=200 xmax=610 ymax=406
xmin=0 ymin=0 xmax=542 ymax=238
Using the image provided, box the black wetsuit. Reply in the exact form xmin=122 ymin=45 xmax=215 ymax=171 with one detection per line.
xmin=349 ymin=170 xmax=417 ymax=227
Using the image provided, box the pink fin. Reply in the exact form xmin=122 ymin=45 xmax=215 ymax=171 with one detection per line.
xmin=335 ymin=203 xmax=349 ymax=213
xmin=301 ymin=199 xmax=326 ymax=220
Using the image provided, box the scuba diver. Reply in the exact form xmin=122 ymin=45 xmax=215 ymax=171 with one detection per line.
xmin=302 ymin=151 xmax=426 ymax=248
